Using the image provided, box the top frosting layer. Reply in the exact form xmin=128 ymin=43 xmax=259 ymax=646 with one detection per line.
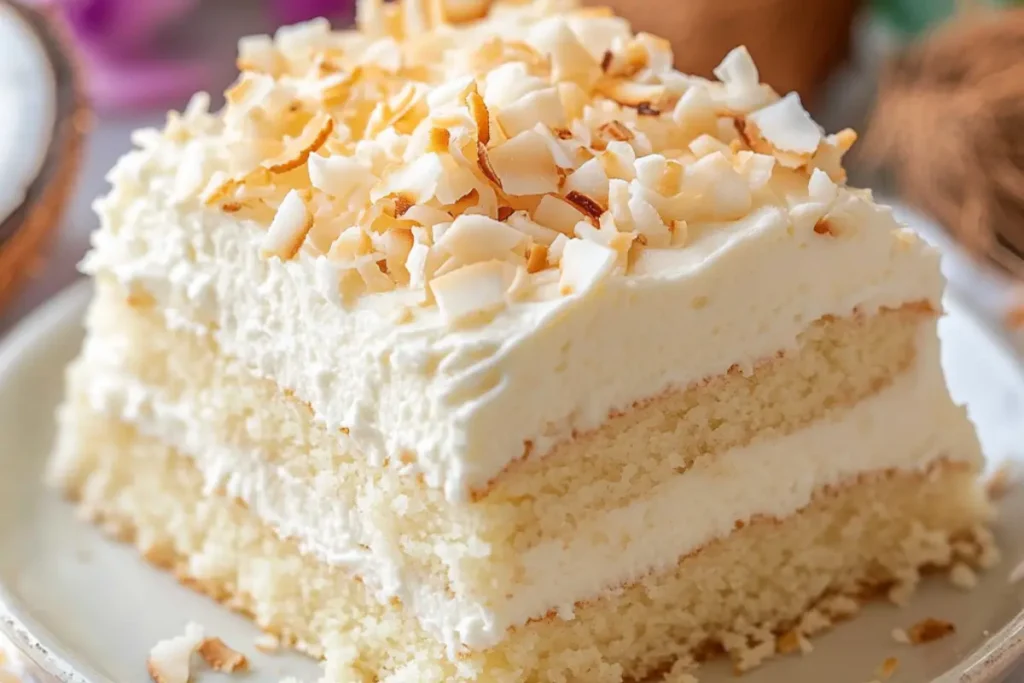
xmin=84 ymin=0 xmax=947 ymax=501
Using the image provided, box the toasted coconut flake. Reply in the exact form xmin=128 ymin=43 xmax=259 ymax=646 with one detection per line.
xmin=467 ymin=90 xmax=491 ymax=145
xmin=438 ymin=214 xmax=526 ymax=262
xmin=564 ymin=190 xmax=605 ymax=220
xmin=564 ymin=158 xmax=610 ymax=203
xmin=497 ymin=87 xmax=567 ymax=139
xmin=263 ymin=113 xmax=335 ymax=173
xmin=559 ymin=238 xmax=617 ymax=295
xmin=261 ymin=190 xmax=314 ymax=260
xmin=635 ymin=102 xmax=660 ymax=116
xmin=147 ymin=623 xmax=205 ymax=683
xmin=531 ymin=124 xmax=577 ymax=169
xmin=598 ymin=120 xmax=633 ymax=142
xmin=497 ymin=205 xmax=515 ymax=221
xmin=488 ymin=130 xmax=560 ymax=195
xmin=476 ymin=141 xmax=503 ymax=189
xmin=198 ymin=638 xmax=248 ymax=673
xmin=527 ymin=18 xmax=602 ymax=88
xmin=598 ymin=79 xmax=665 ymax=108
xmin=832 ymin=128 xmax=858 ymax=153
xmin=548 ymin=232 xmax=569 ymax=264
xmin=507 ymin=209 xmax=562 ymax=244
xmin=813 ymin=218 xmax=837 ymax=236
xmin=404 ymin=204 xmax=453 ymax=227
xmin=431 ymin=260 xmax=510 ymax=325
xmin=237 ymin=34 xmax=279 ymax=74
xmin=747 ymin=93 xmax=822 ymax=155
xmin=253 ymin=633 xmax=280 ymax=653
xmin=309 ymin=154 xmax=373 ymax=202
xmin=428 ymin=127 xmax=451 ymax=153
xmin=526 ymin=243 xmax=549 ymax=273
xmin=443 ymin=0 xmax=491 ymax=23
xmin=906 ymin=618 xmax=955 ymax=645
xmin=876 ymin=656 xmax=899 ymax=681
xmin=600 ymin=49 xmax=613 ymax=72
xmin=534 ymin=193 xmax=590 ymax=234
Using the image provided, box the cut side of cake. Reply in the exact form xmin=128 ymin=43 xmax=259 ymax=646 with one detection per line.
xmin=50 ymin=1 xmax=996 ymax=681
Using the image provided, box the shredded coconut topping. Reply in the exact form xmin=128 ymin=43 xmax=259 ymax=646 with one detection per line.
xmin=153 ymin=0 xmax=857 ymax=326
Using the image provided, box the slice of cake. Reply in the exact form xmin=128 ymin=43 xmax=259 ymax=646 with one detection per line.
xmin=50 ymin=1 xmax=996 ymax=680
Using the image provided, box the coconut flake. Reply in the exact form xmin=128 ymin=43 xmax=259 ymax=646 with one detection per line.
xmin=431 ymin=260 xmax=510 ymax=324
xmin=526 ymin=18 xmax=602 ymax=88
xmin=563 ymin=158 xmax=610 ymax=203
xmin=747 ymin=93 xmax=822 ymax=155
xmin=487 ymin=130 xmax=560 ymax=195
xmin=437 ymin=214 xmax=527 ymax=262
xmin=533 ymin=193 xmax=589 ymax=235
xmin=507 ymin=209 xmax=562 ymax=244
xmin=147 ymin=623 xmax=205 ymax=683
xmin=497 ymin=87 xmax=566 ymax=139
xmin=261 ymin=190 xmax=314 ymax=260
xmin=559 ymin=238 xmax=617 ymax=295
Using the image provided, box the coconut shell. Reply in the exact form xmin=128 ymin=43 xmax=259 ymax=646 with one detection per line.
xmin=0 ymin=1 xmax=88 ymax=314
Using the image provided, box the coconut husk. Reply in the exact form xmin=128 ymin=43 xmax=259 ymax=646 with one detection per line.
xmin=862 ymin=8 xmax=1024 ymax=279
xmin=0 ymin=1 xmax=88 ymax=314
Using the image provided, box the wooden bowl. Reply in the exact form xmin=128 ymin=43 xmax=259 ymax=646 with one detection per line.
xmin=0 ymin=1 xmax=88 ymax=314
xmin=596 ymin=0 xmax=862 ymax=103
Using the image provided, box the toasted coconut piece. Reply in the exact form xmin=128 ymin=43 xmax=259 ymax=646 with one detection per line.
xmin=262 ymin=112 xmax=334 ymax=173
xmin=308 ymin=154 xmax=373 ymax=203
xmin=563 ymin=158 xmax=609 ymax=203
xmin=356 ymin=0 xmax=387 ymax=37
xmin=428 ymin=127 xmax=451 ymax=153
xmin=739 ymin=93 xmax=822 ymax=168
xmin=534 ymin=193 xmax=590 ymax=234
xmin=684 ymin=151 xmax=752 ymax=220
xmin=599 ymin=140 xmax=637 ymax=181
xmin=328 ymin=226 xmax=373 ymax=261
xmin=597 ymin=79 xmax=665 ymax=108
xmin=403 ymin=204 xmax=453 ymax=227
xmin=564 ymin=190 xmax=605 ymax=221
xmin=634 ymin=154 xmax=667 ymax=188
xmin=147 ymin=623 xmax=205 ymax=683
xmin=431 ymin=260 xmax=510 ymax=325
xmin=559 ymin=238 xmax=617 ymax=295
xmin=488 ymin=130 xmax=560 ymax=195
xmin=598 ymin=120 xmax=633 ymax=143
xmin=526 ymin=18 xmax=602 ymax=89
xmin=442 ymin=0 xmax=491 ymax=23
xmin=688 ymin=134 xmax=730 ymax=159
xmin=476 ymin=141 xmax=502 ymax=189
xmin=628 ymin=190 xmax=671 ymax=247
xmin=712 ymin=45 xmax=774 ymax=112
xmin=831 ymin=128 xmax=857 ymax=153
xmin=357 ymin=258 xmax=395 ymax=292
xmin=526 ymin=243 xmax=549 ymax=273
xmin=437 ymin=214 xmax=526 ymax=262
xmin=382 ymin=228 xmax=415 ymax=283
xmin=198 ymin=638 xmax=248 ymax=673
xmin=531 ymin=124 xmax=578 ymax=169
xmin=906 ymin=618 xmax=955 ymax=644
xmin=237 ymin=34 xmax=279 ymax=73
xmin=466 ymin=89 xmax=491 ymax=144
xmin=507 ymin=209 xmax=562 ymax=244
xmin=497 ymin=87 xmax=566 ymax=139
xmin=261 ymin=190 xmax=314 ymax=260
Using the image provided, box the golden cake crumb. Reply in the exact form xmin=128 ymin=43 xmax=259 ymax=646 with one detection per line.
xmin=198 ymin=637 xmax=249 ymax=673
xmin=906 ymin=618 xmax=956 ymax=644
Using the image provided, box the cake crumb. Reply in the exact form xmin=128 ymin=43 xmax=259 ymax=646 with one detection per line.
xmin=198 ymin=637 xmax=248 ymax=673
xmin=663 ymin=654 xmax=699 ymax=683
xmin=819 ymin=594 xmax=860 ymax=620
xmin=906 ymin=618 xmax=956 ymax=644
xmin=147 ymin=622 xmax=205 ymax=683
xmin=891 ymin=628 xmax=911 ymax=645
xmin=949 ymin=562 xmax=978 ymax=590
xmin=797 ymin=607 xmax=832 ymax=636
xmin=876 ymin=656 xmax=899 ymax=680
xmin=887 ymin=580 xmax=916 ymax=607
xmin=254 ymin=632 xmax=281 ymax=653
xmin=731 ymin=638 xmax=776 ymax=673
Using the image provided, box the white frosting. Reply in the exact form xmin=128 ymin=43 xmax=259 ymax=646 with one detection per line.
xmin=85 ymin=141 xmax=944 ymax=502
xmin=76 ymin=331 xmax=979 ymax=653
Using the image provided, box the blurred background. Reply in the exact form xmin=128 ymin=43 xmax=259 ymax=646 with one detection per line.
xmin=2 ymin=0 xmax=1024 ymax=680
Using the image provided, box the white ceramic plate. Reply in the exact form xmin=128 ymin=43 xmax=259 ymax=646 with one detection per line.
xmin=2 ymin=280 xmax=1024 ymax=683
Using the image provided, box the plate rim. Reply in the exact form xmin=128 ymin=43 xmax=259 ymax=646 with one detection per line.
xmin=2 ymin=278 xmax=1024 ymax=683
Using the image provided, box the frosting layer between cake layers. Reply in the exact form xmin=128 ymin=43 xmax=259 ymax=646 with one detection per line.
xmin=65 ymin=308 xmax=981 ymax=651
xmin=85 ymin=133 xmax=944 ymax=502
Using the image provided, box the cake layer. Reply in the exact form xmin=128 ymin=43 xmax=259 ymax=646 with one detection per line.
xmin=86 ymin=123 xmax=944 ymax=500
xmin=53 ymin=402 xmax=992 ymax=682
xmin=59 ymin=282 xmax=983 ymax=652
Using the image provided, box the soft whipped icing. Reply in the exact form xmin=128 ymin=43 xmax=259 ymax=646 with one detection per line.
xmin=76 ymin=328 xmax=979 ymax=653
xmin=85 ymin=155 xmax=944 ymax=502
